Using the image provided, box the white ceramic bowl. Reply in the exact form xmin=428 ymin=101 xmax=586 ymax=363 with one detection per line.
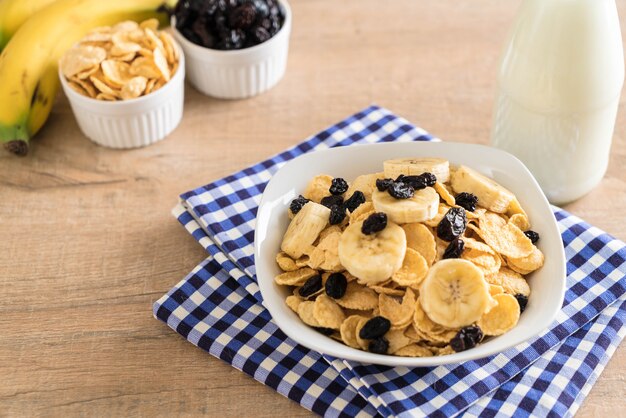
xmin=255 ymin=142 xmax=566 ymax=367
xmin=171 ymin=0 xmax=291 ymax=99
xmin=59 ymin=48 xmax=185 ymax=149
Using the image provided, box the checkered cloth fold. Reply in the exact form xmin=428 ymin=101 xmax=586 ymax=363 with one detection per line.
xmin=154 ymin=106 xmax=626 ymax=417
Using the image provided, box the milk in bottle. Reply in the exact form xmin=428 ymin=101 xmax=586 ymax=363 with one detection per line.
xmin=491 ymin=0 xmax=624 ymax=204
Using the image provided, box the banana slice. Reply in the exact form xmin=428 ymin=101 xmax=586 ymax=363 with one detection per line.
xmin=420 ymin=259 xmax=492 ymax=328
xmin=450 ymin=165 xmax=515 ymax=213
xmin=372 ymin=187 xmax=439 ymax=224
xmin=338 ymin=219 xmax=407 ymax=285
xmin=383 ymin=158 xmax=450 ymax=183
xmin=281 ymin=202 xmax=330 ymax=259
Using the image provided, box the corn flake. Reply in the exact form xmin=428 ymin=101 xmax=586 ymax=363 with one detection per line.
xmin=477 ymin=293 xmax=520 ymax=336
xmin=485 ymin=267 xmax=530 ymax=297
xmin=475 ymin=212 xmax=534 ymax=259
xmin=335 ymin=282 xmax=378 ymax=310
xmin=349 ymin=202 xmax=375 ymax=223
xmin=286 ymin=295 xmax=303 ymax=312
xmin=297 ymin=301 xmax=321 ymax=327
xmin=313 ymin=295 xmax=345 ymax=329
xmin=340 ymin=315 xmax=366 ymax=348
xmin=60 ymin=45 xmax=106 ymax=78
xmin=509 ymin=213 xmax=530 ymax=231
xmin=394 ymin=343 xmax=433 ymax=357
xmin=506 ymin=247 xmax=544 ymax=274
xmin=346 ymin=172 xmax=385 ymax=201
xmin=355 ymin=317 xmax=372 ymax=350
xmin=386 ymin=328 xmax=412 ymax=354
xmin=121 ymin=76 xmax=147 ymax=100
xmin=434 ymin=182 xmax=456 ymax=206
xmin=152 ymin=46 xmax=171 ymax=81
xmin=276 ymin=252 xmax=298 ymax=272
xmin=402 ymin=222 xmax=436 ymax=265
xmin=303 ymin=175 xmax=333 ymax=203
xmin=392 ymin=248 xmax=428 ymax=288
xmin=61 ymin=19 xmax=179 ymax=101
xmin=275 ymin=267 xmax=317 ymax=286
xmin=379 ymin=289 xmax=416 ymax=328
xmin=95 ymin=93 xmax=117 ymax=101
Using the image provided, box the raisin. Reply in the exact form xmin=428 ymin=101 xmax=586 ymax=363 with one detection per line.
xmin=314 ymin=327 xmax=334 ymax=336
xmin=329 ymin=205 xmax=347 ymax=225
xmin=368 ymin=337 xmax=389 ymax=354
xmin=524 ymin=230 xmax=540 ymax=244
xmin=181 ymin=27 xmax=204 ymax=47
xmin=361 ymin=212 xmax=387 ymax=235
xmin=399 ymin=172 xmax=437 ymax=190
xmin=515 ymin=294 xmax=528 ymax=313
xmin=443 ymin=238 xmax=465 ymax=259
xmin=450 ymin=326 xmax=483 ymax=352
xmin=229 ymin=3 xmax=257 ymax=28
xmin=190 ymin=18 xmax=215 ymax=48
xmin=174 ymin=0 xmax=283 ymax=50
xmin=375 ymin=178 xmax=394 ymax=192
xmin=344 ymin=191 xmax=366 ymax=213
xmin=325 ymin=273 xmax=347 ymax=299
xmin=214 ymin=13 xmax=229 ymax=34
xmin=252 ymin=0 xmax=270 ymax=18
xmin=298 ymin=275 xmax=322 ymax=298
xmin=420 ymin=172 xmax=437 ymax=187
xmin=359 ymin=316 xmax=391 ymax=339
xmin=260 ymin=17 xmax=272 ymax=30
xmin=455 ymin=192 xmax=478 ymax=212
xmin=219 ymin=28 xmax=246 ymax=49
xmin=388 ymin=182 xmax=415 ymax=199
xmin=269 ymin=18 xmax=281 ymax=36
xmin=250 ymin=26 xmax=270 ymax=43
xmin=329 ymin=177 xmax=349 ymax=195
xmin=320 ymin=195 xmax=343 ymax=208
xmin=289 ymin=195 xmax=309 ymax=215
xmin=204 ymin=0 xmax=222 ymax=15
xmin=437 ymin=207 xmax=467 ymax=241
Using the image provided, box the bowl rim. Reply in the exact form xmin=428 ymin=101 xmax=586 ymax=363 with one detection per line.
xmin=58 ymin=37 xmax=185 ymax=107
xmin=254 ymin=141 xmax=567 ymax=367
xmin=170 ymin=0 xmax=292 ymax=57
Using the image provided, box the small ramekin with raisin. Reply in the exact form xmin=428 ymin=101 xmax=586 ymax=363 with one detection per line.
xmin=170 ymin=0 xmax=292 ymax=99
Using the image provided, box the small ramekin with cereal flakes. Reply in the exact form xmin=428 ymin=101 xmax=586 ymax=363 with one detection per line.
xmin=58 ymin=19 xmax=185 ymax=149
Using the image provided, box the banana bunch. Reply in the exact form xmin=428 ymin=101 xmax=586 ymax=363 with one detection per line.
xmin=0 ymin=0 xmax=58 ymax=51
xmin=0 ymin=0 xmax=172 ymax=156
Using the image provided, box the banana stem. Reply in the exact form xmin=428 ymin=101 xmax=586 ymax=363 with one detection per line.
xmin=5 ymin=140 xmax=28 ymax=156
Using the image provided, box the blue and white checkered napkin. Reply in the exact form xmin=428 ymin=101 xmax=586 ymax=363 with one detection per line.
xmin=154 ymin=106 xmax=626 ymax=417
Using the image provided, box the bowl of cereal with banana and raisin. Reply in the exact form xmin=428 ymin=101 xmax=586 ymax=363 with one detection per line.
xmin=255 ymin=142 xmax=565 ymax=366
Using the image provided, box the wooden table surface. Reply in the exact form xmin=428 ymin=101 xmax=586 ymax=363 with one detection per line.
xmin=2 ymin=0 xmax=625 ymax=416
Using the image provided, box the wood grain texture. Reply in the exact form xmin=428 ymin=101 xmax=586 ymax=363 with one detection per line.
xmin=1 ymin=0 xmax=625 ymax=416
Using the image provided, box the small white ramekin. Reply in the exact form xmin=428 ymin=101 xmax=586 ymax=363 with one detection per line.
xmin=171 ymin=0 xmax=291 ymax=99
xmin=59 ymin=49 xmax=185 ymax=149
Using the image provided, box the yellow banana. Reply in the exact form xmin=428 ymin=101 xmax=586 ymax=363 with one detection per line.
xmin=0 ymin=0 xmax=59 ymax=51
xmin=0 ymin=0 xmax=172 ymax=156
xmin=2 ymin=65 xmax=62 ymax=156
